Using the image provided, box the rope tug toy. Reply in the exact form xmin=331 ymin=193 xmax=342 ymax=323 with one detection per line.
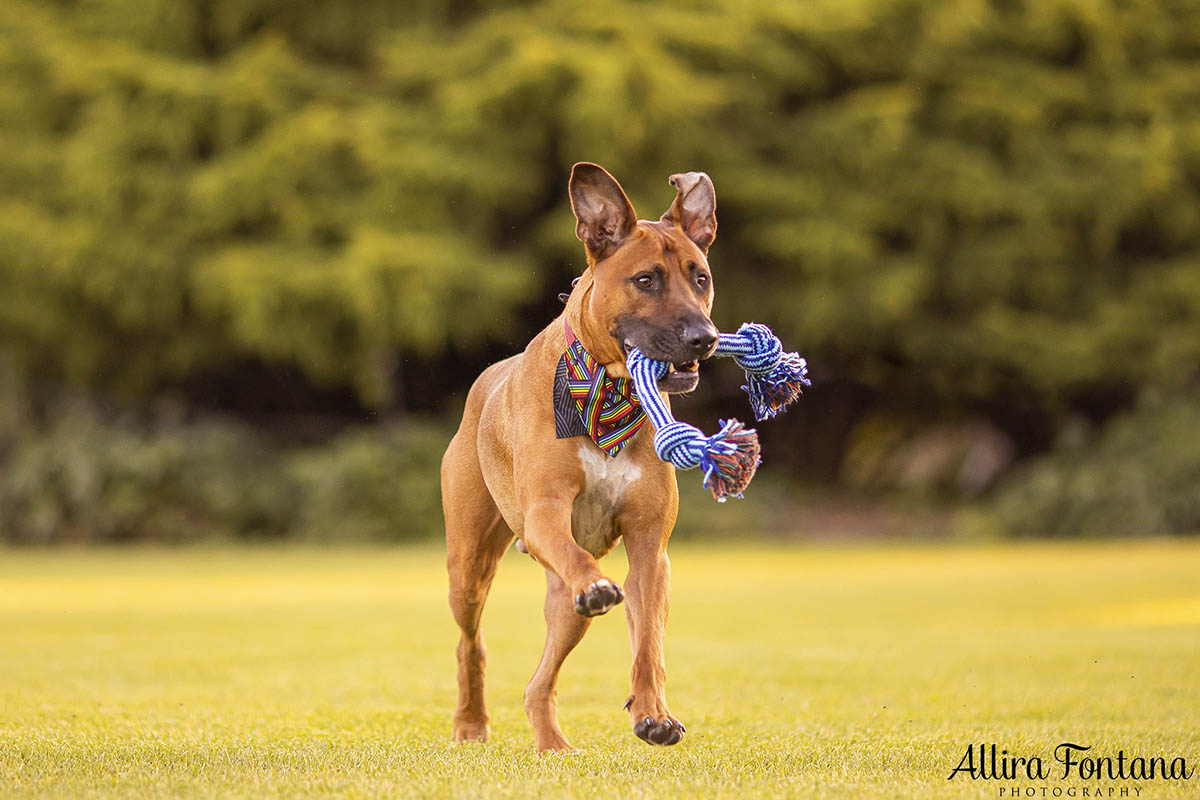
xmin=626 ymin=322 xmax=811 ymax=502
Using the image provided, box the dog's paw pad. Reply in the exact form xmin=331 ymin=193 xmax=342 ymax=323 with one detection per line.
xmin=633 ymin=715 xmax=685 ymax=746
xmin=573 ymin=579 xmax=623 ymax=617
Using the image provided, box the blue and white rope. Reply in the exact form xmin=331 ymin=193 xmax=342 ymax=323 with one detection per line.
xmin=623 ymin=321 xmax=807 ymax=500
xmin=713 ymin=322 xmax=810 ymax=421
xmin=626 ymin=349 xmax=751 ymax=494
xmin=714 ymin=322 xmax=782 ymax=372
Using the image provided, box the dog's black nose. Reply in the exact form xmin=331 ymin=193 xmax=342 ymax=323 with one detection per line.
xmin=683 ymin=322 xmax=718 ymax=358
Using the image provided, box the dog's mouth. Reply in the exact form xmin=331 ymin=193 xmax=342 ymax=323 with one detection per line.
xmin=667 ymin=359 xmax=699 ymax=374
xmin=622 ymin=340 xmax=701 ymax=394
xmin=659 ymin=360 xmax=701 ymax=394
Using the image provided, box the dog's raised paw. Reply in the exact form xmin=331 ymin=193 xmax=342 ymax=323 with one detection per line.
xmin=634 ymin=715 xmax=685 ymax=746
xmin=573 ymin=579 xmax=623 ymax=617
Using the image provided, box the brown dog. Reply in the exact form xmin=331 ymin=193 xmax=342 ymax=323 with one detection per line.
xmin=442 ymin=162 xmax=720 ymax=752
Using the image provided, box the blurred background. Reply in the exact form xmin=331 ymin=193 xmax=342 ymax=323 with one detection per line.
xmin=1 ymin=0 xmax=1198 ymax=546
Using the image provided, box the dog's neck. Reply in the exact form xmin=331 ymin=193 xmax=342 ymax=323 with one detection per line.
xmin=561 ymin=268 xmax=630 ymax=378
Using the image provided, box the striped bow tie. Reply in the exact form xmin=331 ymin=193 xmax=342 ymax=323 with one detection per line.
xmin=560 ymin=323 xmax=647 ymax=456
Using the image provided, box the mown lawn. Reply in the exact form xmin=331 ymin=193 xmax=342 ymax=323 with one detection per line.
xmin=1 ymin=540 xmax=1197 ymax=799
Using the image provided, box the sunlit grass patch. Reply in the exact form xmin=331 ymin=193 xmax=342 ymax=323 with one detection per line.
xmin=1 ymin=539 xmax=1197 ymax=798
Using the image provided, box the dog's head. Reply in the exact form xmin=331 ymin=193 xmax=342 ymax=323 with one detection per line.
xmin=569 ymin=162 xmax=719 ymax=394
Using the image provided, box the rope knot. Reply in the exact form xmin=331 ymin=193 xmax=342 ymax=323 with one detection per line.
xmin=729 ymin=322 xmax=783 ymax=374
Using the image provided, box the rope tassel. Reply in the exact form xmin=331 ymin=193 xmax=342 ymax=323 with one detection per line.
xmin=713 ymin=322 xmax=811 ymax=421
xmin=624 ymin=321 xmax=808 ymax=502
xmin=627 ymin=350 xmax=761 ymax=502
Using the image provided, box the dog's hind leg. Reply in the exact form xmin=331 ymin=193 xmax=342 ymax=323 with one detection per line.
xmin=444 ymin=435 xmax=514 ymax=743
xmin=525 ymin=568 xmax=591 ymax=752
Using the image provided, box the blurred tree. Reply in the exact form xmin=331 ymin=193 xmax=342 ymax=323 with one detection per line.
xmin=2 ymin=0 xmax=1198 ymax=451
xmin=0 ymin=0 xmax=537 ymax=407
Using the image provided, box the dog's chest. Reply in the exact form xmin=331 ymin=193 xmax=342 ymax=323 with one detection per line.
xmin=572 ymin=444 xmax=641 ymax=557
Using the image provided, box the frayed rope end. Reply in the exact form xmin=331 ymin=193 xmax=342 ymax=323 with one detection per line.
xmin=629 ymin=345 xmax=764 ymax=501
xmin=700 ymin=419 xmax=761 ymax=502
xmin=651 ymin=418 xmax=761 ymax=502
xmin=716 ymin=322 xmax=811 ymax=422
xmin=743 ymin=351 xmax=811 ymax=421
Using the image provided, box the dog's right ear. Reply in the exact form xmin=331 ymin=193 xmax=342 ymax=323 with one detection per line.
xmin=661 ymin=171 xmax=717 ymax=253
xmin=569 ymin=162 xmax=637 ymax=261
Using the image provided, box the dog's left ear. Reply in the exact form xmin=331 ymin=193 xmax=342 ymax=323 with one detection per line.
xmin=661 ymin=171 xmax=717 ymax=253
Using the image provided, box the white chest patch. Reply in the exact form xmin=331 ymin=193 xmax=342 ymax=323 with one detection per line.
xmin=573 ymin=444 xmax=642 ymax=557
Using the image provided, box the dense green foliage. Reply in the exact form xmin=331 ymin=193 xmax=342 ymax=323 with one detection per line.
xmin=1 ymin=0 xmax=538 ymax=406
xmin=2 ymin=0 xmax=1198 ymax=538
xmin=994 ymin=393 xmax=1200 ymax=536
xmin=0 ymin=366 xmax=449 ymax=544
xmin=4 ymin=0 xmax=1198 ymax=411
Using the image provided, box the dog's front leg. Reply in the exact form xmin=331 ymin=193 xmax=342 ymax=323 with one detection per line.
xmin=521 ymin=496 xmax=624 ymax=617
xmin=520 ymin=494 xmax=624 ymax=751
xmin=619 ymin=502 xmax=685 ymax=746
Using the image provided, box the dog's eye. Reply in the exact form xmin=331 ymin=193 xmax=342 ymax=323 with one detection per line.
xmin=634 ymin=274 xmax=654 ymax=289
xmin=696 ymin=273 xmax=709 ymax=287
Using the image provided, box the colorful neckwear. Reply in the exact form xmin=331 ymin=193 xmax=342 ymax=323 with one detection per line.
xmin=556 ymin=323 xmax=646 ymax=456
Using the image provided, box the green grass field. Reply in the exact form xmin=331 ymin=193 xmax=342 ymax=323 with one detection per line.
xmin=1 ymin=540 xmax=1198 ymax=799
